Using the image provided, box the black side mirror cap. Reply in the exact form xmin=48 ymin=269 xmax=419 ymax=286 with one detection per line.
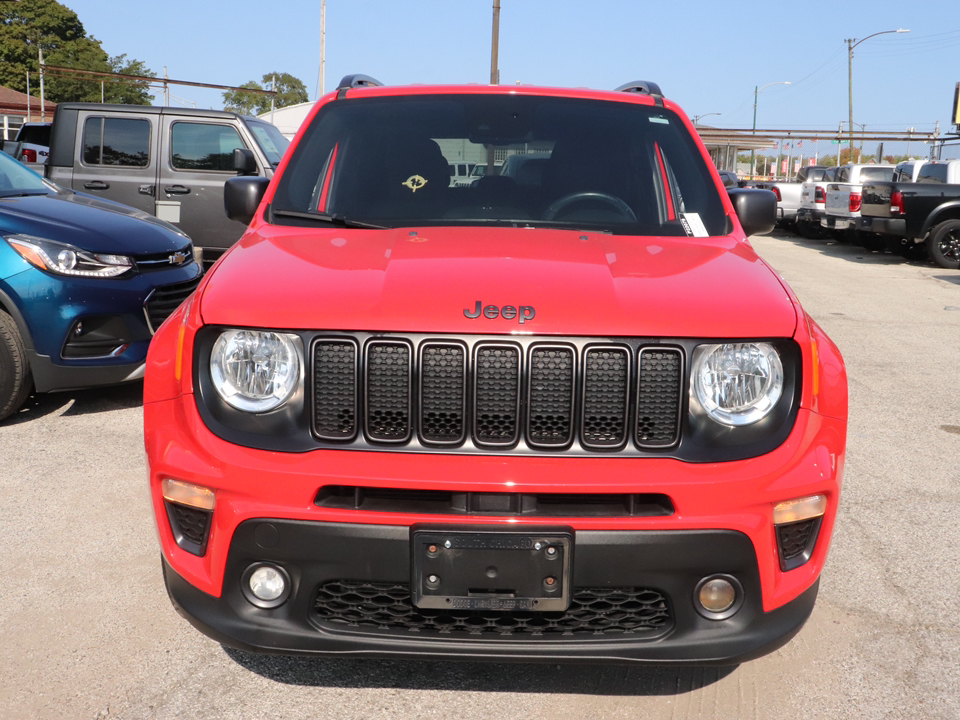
xmin=727 ymin=188 xmax=777 ymax=236
xmin=224 ymin=176 xmax=270 ymax=225
xmin=232 ymin=147 xmax=258 ymax=176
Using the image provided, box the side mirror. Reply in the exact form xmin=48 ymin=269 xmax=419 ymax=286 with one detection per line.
xmin=224 ymin=176 xmax=270 ymax=225
xmin=231 ymin=147 xmax=258 ymax=176
xmin=727 ymin=188 xmax=777 ymax=236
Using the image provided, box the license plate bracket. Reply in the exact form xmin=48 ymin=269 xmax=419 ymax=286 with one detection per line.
xmin=411 ymin=528 xmax=572 ymax=612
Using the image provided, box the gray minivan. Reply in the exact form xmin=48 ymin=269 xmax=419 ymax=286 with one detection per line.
xmin=46 ymin=104 xmax=289 ymax=266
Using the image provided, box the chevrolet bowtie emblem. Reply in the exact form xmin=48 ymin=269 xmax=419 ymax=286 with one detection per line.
xmin=168 ymin=251 xmax=189 ymax=266
xmin=402 ymin=175 xmax=428 ymax=193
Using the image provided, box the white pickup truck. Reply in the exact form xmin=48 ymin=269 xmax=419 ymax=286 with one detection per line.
xmin=795 ymin=166 xmax=838 ymax=238
xmin=755 ymin=165 xmax=828 ymax=229
xmin=822 ymin=164 xmax=894 ymax=240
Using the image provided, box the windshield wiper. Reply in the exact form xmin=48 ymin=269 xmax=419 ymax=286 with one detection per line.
xmin=271 ymin=208 xmax=387 ymax=229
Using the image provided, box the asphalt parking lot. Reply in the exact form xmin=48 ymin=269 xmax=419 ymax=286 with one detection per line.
xmin=1 ymin=231 xmax=958 ymax=720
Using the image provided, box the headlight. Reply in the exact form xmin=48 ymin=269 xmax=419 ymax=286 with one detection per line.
xmin=692 ymin=342 xmax=783 ymax=426
xmin=5 ymin=234 xmax=134 ymax=278
xmin=210 ymin=329 xmax=301 ymax=413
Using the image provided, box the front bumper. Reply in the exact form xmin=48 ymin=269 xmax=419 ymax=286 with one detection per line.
xmin=147 ymin=394 xmax=844 ymax=663
xmin=162 ymin=523 xmax=820 ymax=665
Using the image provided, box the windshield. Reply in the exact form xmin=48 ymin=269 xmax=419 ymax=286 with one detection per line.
xmin=271 ymin=94 xmax=728 ymax=236
xmin=247 ymin=120 xmax=290 ymax=166
xmin=0 ymin=151 xmax=52 ymax=197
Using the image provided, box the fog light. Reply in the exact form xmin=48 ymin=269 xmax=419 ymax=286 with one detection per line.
xmin=241 ymin=563 xmax=291 ymax=608
xmin=694 ymin=574 xmax=743 ymax=620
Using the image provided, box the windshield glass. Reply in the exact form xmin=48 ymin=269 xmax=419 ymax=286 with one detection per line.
xmin=0 ymin=151 xmax=52 ymax=197
xmin=247 ymin=120 xmax=290 ymax=165
xmin=271 ymin=94 xmax=728 ymax=236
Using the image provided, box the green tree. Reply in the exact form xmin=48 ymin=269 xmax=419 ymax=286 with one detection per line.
xmin=223 ymin=72 xmax=308 ymax=115
xmin=0 ymin=0 xmax=154 ymax=104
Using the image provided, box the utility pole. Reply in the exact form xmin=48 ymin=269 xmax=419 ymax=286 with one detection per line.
xmin=38 ymin=48 xmax=45 ymax=121
xmin=490 ymin=0 xmax=500 ymax=85
xmin=317 ymin=0 xmax=326 ymax=99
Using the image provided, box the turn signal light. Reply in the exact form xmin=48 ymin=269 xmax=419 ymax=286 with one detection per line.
xmin=774 ymin=494 xmax=826 ymax=525
xmin=161 ymin=478 xmax=216 ymax=511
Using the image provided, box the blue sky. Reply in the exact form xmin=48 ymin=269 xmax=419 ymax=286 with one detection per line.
xmin=62 ymin=0 xmax=960 ymax=138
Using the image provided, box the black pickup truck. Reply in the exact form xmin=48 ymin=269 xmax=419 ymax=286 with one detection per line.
xmin=858 ymin=160 xmax=960 ymax=268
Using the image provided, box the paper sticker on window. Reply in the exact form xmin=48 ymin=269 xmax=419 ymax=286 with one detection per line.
xmin=648 ymin=116 xmax=670 ymax=125
xmin=680 ymin=213 xmax=709 ymax=237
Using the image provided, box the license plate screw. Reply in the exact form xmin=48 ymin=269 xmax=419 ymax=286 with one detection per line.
xmin=427 ymin=544 xmax=438 ymax=554
xmin=444 ymin=540 xmax=452 ymax=549
xmin=534 ymin=542 xmax=543 ymax=550
xmin=426 ymin=574 xmax=441 ymax=589
xmin=544 ymin=576 xmax=556 ymax=586
xmin=546 ymin=546 xmax=557 ymax=557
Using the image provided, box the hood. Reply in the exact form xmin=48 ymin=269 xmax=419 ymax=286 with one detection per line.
xmin=0 ymin=190 xmax=189 ymax=254
xmin=199 ymin=225 xmax=798 ymax=338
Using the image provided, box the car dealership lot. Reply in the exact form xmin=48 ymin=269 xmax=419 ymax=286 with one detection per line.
xmin=0 ymin=232 xmax=957 ymax=719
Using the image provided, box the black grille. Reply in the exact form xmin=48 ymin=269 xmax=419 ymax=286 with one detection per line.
xmin=474 ymin=345 xmax=520 ymax=445
xmin=365 ymin=342 xmax=411 ymax=442
xmin=143 ymin=275 xmax=201 ymax=334
xmin=527 ymin=347 xmax=575 ymax=447
xmin=165 ymin=501 xmax=211 ymax=556
xmin=582 ymin=347 xmax=629 ymax=447
xmin=776 ymin=517 xmax=821 ymax=571
xmin=310 ymin=335 xmax=685 ymax=454
xmin=314 ymin=340 xmax=358 ymax=439
xmin=636 ymin=348 xmax=683 ymax=447
xmin=420 ymin=344 xmax=466 ymax=443
xmin=314 ymin=581 xmax=672 ymax=638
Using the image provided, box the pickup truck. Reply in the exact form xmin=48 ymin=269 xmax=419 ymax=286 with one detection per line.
xmin=45 ymin=103 xmax=289 ymax=268
xmin=795 ymin=167 xmax=838 ymax=238
xmin=859 ymin=159 xmax=960 ymax=268
xmin=822 ymin=164 xmax=894 ymax=242
xmin=756 ymin=165 xmax=828 ymax=229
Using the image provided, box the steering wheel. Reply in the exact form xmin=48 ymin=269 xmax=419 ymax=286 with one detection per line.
xmin=544 ymin=192 xmax=637 ymax=222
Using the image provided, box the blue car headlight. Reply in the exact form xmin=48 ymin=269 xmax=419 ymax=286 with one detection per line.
xmin=5 ymin=234 xmax=134 ymax=278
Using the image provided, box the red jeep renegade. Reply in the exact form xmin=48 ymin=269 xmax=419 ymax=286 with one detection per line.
xmin=144 ymin=76 xmax=847 ymax=664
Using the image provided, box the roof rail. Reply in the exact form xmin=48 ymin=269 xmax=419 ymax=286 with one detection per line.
xmin=336 ymin=74 xmax=383 ymax=98
xmin=615 ymin=81 xmax=664 ymax=105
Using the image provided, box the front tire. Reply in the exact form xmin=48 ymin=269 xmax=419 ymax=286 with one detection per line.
xmin=0 ymin=310 xmax=33 ymax=422
xmin=927 ymin=220 xmax=960 ymax=270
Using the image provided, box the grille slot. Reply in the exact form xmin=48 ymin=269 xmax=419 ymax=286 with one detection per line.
xmin=308 ymin=335 xmax=685 ymax=454
xmin=473 ymin=344 xmax=521 ymax=446
xmin=314 ymin=581 xmax=672 ymax=639
xmin=313 ymin=340 xmax=358 ymax=440
xmin=776 ymin=517 xmax=822 ymax=571
xmin=315 ymin=486 xmax=675 ymax=517
xmin=143 ymin=274 xmax=201 ymax=334
xmin=636 ymin=348 xmax=683 ymax=448
xmin=365 ymin=341 xmax=412 ymax=442
xmin=419 ymin=343 xmax=466 ymax=444
xmin=527 ymin=346 xmax=575 ymax=447
xmin=582 ymin=347 xmax=630 ymax=448
xmin=164 ymin=501 xmax=211 ymax=556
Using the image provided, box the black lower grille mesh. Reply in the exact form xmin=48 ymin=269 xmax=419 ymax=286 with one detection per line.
xmin=636 ymin=349 xmax=682 ymax=447
xmin=314 ymin=581 xmax=672 ymax=638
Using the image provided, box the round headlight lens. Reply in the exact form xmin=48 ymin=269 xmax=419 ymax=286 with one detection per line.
xmin=694 ymin=342 xmax=783 ymax=426
xmin=210 ymin=330 xmax=301 ymax=412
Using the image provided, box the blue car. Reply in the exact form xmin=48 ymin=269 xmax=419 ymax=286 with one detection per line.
xmin=0 ymin=151 xmax=201 ymax=421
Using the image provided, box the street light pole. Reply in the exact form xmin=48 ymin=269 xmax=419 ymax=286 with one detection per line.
xmin=490 ymin=0 xmax=501 ymax=85
xmin=846 ymin=28 xmax=909 ymax=161
xmin=751 ymin=81 xmax=790 ymax=180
